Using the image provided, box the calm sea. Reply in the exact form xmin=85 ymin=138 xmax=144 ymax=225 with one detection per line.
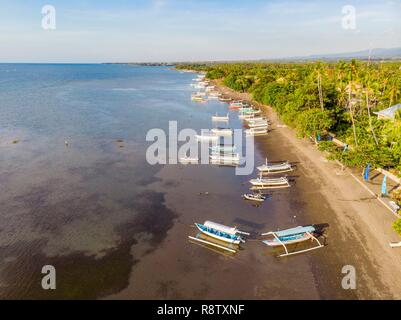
xmin=0 ymin=64 xmax=248 ymax=298
xmin=0 ymin=64 xmax=357 ymax=299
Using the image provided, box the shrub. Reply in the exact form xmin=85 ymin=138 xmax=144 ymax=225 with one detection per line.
xmin=393 ymin=219 xmax=401 ymax=236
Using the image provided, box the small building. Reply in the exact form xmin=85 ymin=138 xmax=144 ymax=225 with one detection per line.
xmin=374 ymin=103 xmax=401 ymax=120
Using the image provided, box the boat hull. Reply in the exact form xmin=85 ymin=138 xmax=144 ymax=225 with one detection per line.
xmin=262 ymin=233 xmax=312 ymax=247
xmin=195 ymin=224 xmax=241 ymax=244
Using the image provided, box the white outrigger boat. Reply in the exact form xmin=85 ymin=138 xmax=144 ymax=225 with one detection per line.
xmin=211 ymin=128 xmax=233 ymax=136
xmin=257 ymin=159 xmax=294 ymax=174
xmin=239 ymin=114 xmax=256 ymax=121
xmin=192 ymin=221 xmax=250 ymax=245
xmin=261 ymin=225 xmax=325 ymax=257
xmin=211 ymin=113 xmax=229 ymax=122
xmin=229 ymin=101 xmax=246 ymax=109
xmin=179 ymin=157 xmax=199 ymax=164
xmin=242 ymin=193 xmax=267 ymax=202
xmin=248 ymin=120 xmax=268 ymax=128
xmin=209 ymin=145 xmax=236 ymax=153
xmin=244 ymin=116 xmax=265 ymax=122
xmin=191 ymin=93 xmax=205 ymax=102
xmin=196 ymin=133 xmax=218 ymax=142
xmin=210 ymin=152 xmax=240 ymax=162
xmin=245 ymin=127 xmax=268 ymax=136
xmin=249 ymin=175 xmax=290 ymax=189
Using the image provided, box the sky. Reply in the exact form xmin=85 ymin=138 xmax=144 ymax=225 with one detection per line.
xmin=0 ymin=0 xmax=400 ymax=62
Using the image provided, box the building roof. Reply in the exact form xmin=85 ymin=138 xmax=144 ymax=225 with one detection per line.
xmin=374 ymin=103 xmax=401 ymax=119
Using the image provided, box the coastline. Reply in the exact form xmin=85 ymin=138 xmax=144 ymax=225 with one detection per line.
xmin=109 ymin=70 xmax=401 ymax=299
xmin=212 ymin=79 xmax=401 ymax=298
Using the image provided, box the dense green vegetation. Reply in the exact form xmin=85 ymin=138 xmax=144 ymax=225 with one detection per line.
xmin=178 ymin=61 xmax=401 ymax=172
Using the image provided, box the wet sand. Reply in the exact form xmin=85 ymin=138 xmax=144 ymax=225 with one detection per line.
xmin=109 ymin=80 xmax=401 ymax=299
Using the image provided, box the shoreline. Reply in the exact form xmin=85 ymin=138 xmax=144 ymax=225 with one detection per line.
xmin=109 ymin=70 xmax=401 ymax=299
xmin=212 ymin=79 xmax=401 ymax=298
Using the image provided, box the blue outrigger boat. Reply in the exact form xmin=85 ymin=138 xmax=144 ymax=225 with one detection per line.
xmin=193 ymin=221 xmax=250 ymax=245
xmin=261 ymin=225 xmax=325 ymax=257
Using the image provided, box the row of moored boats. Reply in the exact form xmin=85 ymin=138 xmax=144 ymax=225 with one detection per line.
xmin=186 ymin=72 xmax=326 ymax=257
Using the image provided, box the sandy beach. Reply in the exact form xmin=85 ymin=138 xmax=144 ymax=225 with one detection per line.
xmin=212 ymin=81 xmax=401 ymax=298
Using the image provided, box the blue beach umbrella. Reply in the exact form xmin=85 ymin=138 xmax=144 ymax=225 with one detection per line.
xmin=381 ymin=175 xmax=388 ymax=196
xmin=364 ymin=163 xmax=370 ymax=181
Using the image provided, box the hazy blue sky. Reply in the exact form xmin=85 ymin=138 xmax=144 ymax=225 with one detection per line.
xmin=0 ymin=0 xmax=400 ymax=62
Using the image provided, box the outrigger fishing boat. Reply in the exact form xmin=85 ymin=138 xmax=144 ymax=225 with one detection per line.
xmin=211 ymin=113 xmax=229 ymax=122
xmin=242 ymin=193 xmax=267 ymax=202
xmin=191 ymin=221 xmax=250 ymax=245
xmin=210 ymin=152 xmax=240 ymax=162
xmin=244 ymin=115 xmax=265 ymax=122
xmin=207 ymin=93 xmax=221 ymax=100
xmin=257 ymin=160 xmax=294 ymax=174
xmin=245 ymin=127 xmax=268 ymax=136
xmin=209 ymin=145 xmax=236 ymax=153
xmin=261 ymin=225 xmax=325 ymax=257
xmin=229 ymin=101 xmax=246 ymax=110
xmin=248 ymin=120 xmax=269 ymax=128
xmin=196 ymin=133 xmax=218 ymax=142
xmin=211 ymin=128 xmax=233 ymax=136
xmin=241 ymin=109 xmax=261 ymax=116
xmin=191 ymin=93 xmax=206 ymax=102
xmin=210 ymin=159 xmax=239 ymax=167
xmin=179 ymin=157 xmax=199 ymax=164
xmin=249 ymin=175 xmax=290 ymax=189
xmin=246 ymin=117 xmax=268 ymax=124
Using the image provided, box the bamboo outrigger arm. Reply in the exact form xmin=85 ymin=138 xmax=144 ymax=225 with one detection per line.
xmin=188 ymin=236 xmax=237 ymax=253
xmin=261 ymin=230 xmax=325 ymax=257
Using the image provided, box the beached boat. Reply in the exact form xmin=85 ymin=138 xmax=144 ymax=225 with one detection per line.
xmin=237 ymin=107 xmax=253 ymax=113
xmin=244 ymin=116 xmax=266 ymax=123
xmin=257 ymin=159 xmax=293 ymax=173
xmin=248 ymin=120 xmax=268 ymax=128
xmin=219 ymin=97 xmax=231 ymax=102
xmin=179 ymin=157 xmax=199 ymax=164
xmin=194 ymin=221 xmax=249 ymax=245
xmin=245 ymin=127 xmax=268 ymax=136
xmin=229 ymin=101 xmax=246 ymax=109
xmin=209 ymin=145 xmax=236 ymax=153
xmin=240 ymin=109 xmax=261 ymax=116
xmin=261 ymin=225 xmax=325 ymax=257
xmin=242 ymin=193 xmax=266 ymax=202
xmin=211 ymin=113 xmax=229 ymax=122
xmin=207 ymin=95 xmax=219 ymax=100
xmin=239 ymin=114 xmax=257 ymax=121
xmin=249 ymin=175 xmax=290 ymax=189
xmin=191 ymin=93 xmax=206 ymax=102
xmin=210 ymin=152 xmax=240 ymax=162
xmin=211 ymin=128 xmax=233 ymax=136
xmin=195 ymin=133 xmax=218 ymax=142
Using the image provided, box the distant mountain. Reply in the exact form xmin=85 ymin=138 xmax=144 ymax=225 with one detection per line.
xmin=280 ymin=47 xmax=401 ymax=61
